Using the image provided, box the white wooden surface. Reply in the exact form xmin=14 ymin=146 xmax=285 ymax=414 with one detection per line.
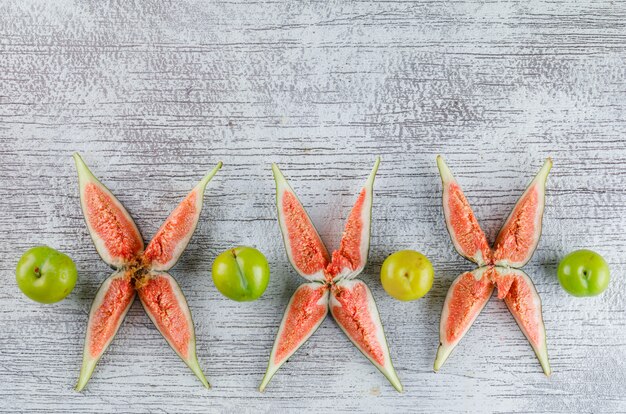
xmin=1 ymin=1 xmax=625 ymax=413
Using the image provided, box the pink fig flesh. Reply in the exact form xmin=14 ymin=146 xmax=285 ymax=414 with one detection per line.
xmin=325 ymin=189 xmax=365 ymax=278
xmin=138 ymin=272 xmax=210 ymax=388
xmin=434 ymin=268 xmax=494 ymax=372
xmin=259 ymin=283 xmax=329 ymax=392
xmin=493 ymin=267 xmax=551 ymax=375
xmin=84 ymin=183 xmax=144 ymax=263
xmin=330 ymin=280 xmax=385 ymax=366
xmin=144 ymin=162 xmax=222 ymax=271
xmin=437 ymin=156 xmax=492 ymax=266
xmin=74 ymin=153 xmax=144 ymax=268
xmin=76 ymin=272 xmax=136 ymax=391
xmin=281 ymin=191 xmax=330 ymax=276
xmin=326 ymin=157 xmax=379 ymax=281
xmin=493 ymin=158 xmax=552 ymax=268
xmin=144 ymin=191 xmax=198 ymax=271
xmin=273 ymin=284 xmax=329 ymax=364
xmin=330 ymin=279 xmax=402 ymax=392
xmin=138 ymin=274 xmax=191 ymax=359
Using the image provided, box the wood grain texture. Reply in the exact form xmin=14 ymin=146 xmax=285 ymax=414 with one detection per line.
xmin=1 ymin=0 xmax=625 ymax=412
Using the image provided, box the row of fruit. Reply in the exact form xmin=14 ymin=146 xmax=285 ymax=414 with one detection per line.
xmin=15 ymin=154 xmax=611 ymax=392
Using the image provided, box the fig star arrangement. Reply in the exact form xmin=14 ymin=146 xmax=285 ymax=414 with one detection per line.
xmin=260 ymin=157 xmax=403 ymax=392
xmin=434 ymin=156 xmax=552 ymax=375
xmin=73 ymin=154 xmax=221 ymax=390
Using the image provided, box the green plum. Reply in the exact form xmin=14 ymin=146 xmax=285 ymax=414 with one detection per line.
xmin=557 ymin=249 xmax=610 ymax=297
xmin=16 ymin=246 xmax=77 ymax=304
xmin=381 ymin=250 xmax=434 ymax=301
xmin=212 ymin=246 xmax=270 ymax=301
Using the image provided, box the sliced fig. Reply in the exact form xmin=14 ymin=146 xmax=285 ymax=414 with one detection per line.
xmin=74 ymin=154 xmax=219 ymax=390
xmin=434 ymin=267 xmax=494 ymax=372
xmin=327 ymin=157 xmax=380 ymax=281
xmin=76 ymin=271 xmax=136 ymax=391
xmin=137 ymin=272 xmax=210 ymax=388
xmin=144 ymin=162 xmax=222 ymax=271
xmin=434 ymin=156 xmax=552 ymax=375
xmin=436 ymin=156 xmax=492 ymax=267
xmin=259 ymin=282 xmax=329 ymax=392
xmin=73 ymin=153 xmax=144 ymax=268
xmin=492 ymin=267 xmax=551 ymax=375
xmin=330 ymin=279 xmax=403 ymax=392
xmin=493 ymin=158 xmax=553 ymax=268
xmin=272 ymin=163 xmax=330 ymax=282
xmin=264 ymin=159 xmax=400 ymax=391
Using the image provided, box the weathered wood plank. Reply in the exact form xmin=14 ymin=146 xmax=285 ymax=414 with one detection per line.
xmin=0 ymin=0 xmax=625 ymax=412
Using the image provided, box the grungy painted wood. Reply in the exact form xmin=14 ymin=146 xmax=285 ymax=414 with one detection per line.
xmin=0 ymin=0 xmax=625 ymax=413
